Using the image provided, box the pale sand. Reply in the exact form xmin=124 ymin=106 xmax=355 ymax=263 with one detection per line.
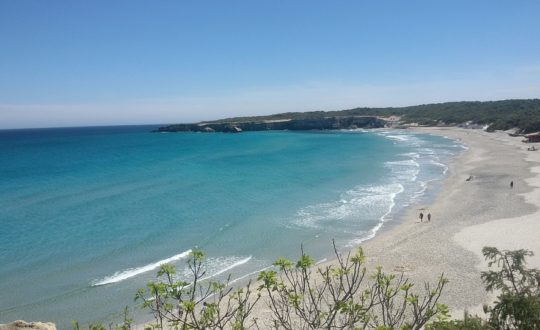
xmin=352 ymin=127 xmax=540 ymax=317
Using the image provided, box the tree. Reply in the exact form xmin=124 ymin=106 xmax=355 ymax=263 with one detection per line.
xmin=481 ymin=247 xmax=540 ymax=329
xmin=135 ymin=249 xmax=260 ymax=330
xmin=426 ymin=311 xmax=492 ymax=330
xmin=257 ymin=243 xmax=449 ymax=329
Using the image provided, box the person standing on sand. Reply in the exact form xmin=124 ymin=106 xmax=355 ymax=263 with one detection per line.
xmin=419 ymin=212 xmax=424 ymax=222
xmin=427 ymin=213 xmax=431 ymax=222
xmin=510 ymin=181 xmax=514 ymax=189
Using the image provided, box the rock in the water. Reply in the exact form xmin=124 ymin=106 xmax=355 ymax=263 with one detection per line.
xmin=0 ymin=321 xmax=56 ymax=330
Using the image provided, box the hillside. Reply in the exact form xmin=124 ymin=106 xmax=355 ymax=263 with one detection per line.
xmin=157 ymin=99 xmax=540 ymax=133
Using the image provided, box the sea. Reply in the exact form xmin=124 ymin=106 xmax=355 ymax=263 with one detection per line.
xmin=0 ymin=125 xmax=464 ymax=328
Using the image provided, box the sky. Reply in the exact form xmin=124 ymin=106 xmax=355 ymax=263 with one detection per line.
xmin=1 ymin=1 xmax=540 ymax=129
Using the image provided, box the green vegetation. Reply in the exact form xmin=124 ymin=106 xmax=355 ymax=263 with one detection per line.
xmin=76 ymin=245 xmax=540 ymax=329
xmin=134 ymin=249 xmax=259 ymax=329
xmin=481 ymin=247 xmax=540 ymax=328
xmin=133 ymin=244 xmax=449 ymax=329
xmin=258 ymin=245 xmax=448 ymax=329
xmin=206 ymin=99 xmax=540 ymax=133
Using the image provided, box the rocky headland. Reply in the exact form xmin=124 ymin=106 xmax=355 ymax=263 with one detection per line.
xmin=155 ymin=116 xmax=387 ymax=133
xmin=154 ymin=99 xmax=540 ymax=134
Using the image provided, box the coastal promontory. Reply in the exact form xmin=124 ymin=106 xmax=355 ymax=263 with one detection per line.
xmin=155 ymin=116 xmax=386 ymax=133
xmin=156 ymin=99 xmax=540 ymax=133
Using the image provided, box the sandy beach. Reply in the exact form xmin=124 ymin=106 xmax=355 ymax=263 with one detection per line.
xmin=353 ymin=127 xmax=540 ymax=317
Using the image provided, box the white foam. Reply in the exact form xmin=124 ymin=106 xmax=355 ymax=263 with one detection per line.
xmin=294 ymin=183 xmax=404 ymax=229
xmin=385 ymin=157 xmax=421 ymax=182
xmin=384 ymin=134 xmax=410 ymax=142
xmin=315 ymin=258 xmax=328 ymax=265
xmin=349 ymin=183 xmax=404 ymax=246
xmin=293 ymin=130 xmax=461 ymax=246
xmin=341 ymin=128 xmax=369 ymax=133
xmin=400 ymin=152 xmax=420 ymax=159
xmin=410 ymin=181 xmax=428 ymax=201
xmin=418 ymin=147 xmax=436 ymax=155
xmin=429 ymin=159 xmax=449 ymax=175
xmin=386 ymin=159 xmax=420 ymax=167
xmin=93 ymin=249 xmax=192 ymax=286
xmin=200 ymin=256 xmax=252 ymax=281
xmin=343 ymin=131 xmax=461 ymax=246
xmin=376 ymin=131 xmax=423 ymax=147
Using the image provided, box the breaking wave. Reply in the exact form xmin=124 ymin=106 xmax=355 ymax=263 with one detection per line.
xmin=294 ymin=183 xmax=405 ymax=229
xmin=200 ymin=256 xmax=252 ymax=281
xmin=92 ymin=249 xmax=192 ymax=286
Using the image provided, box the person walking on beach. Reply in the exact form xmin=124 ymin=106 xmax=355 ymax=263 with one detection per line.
xmin=427 ymin=213 xmax=431 ymax=222
xmin=510 ymin=181 xmax=514 ymax=189
xmin=419 ymin=212 xmax=424 ymax=222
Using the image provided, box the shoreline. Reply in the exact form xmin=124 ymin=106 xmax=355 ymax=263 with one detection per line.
xmin=104 ymin=127 xmax=540 ymax=328
xmin=136 ymin=127 xmax=540 ymax=328
xmin=350 ymin=127 xmax=540 ymax=316
xmin=135 ymin=128 xmax=470 ymax=328
xmin=10 ymin=127 xmax=537 ymax=328
xmin=223 ymin=126 xmax=540 ymax=327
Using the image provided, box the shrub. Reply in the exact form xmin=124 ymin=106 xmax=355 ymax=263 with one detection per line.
xmin=135 ymin=249 xmax=259 ymax=330
xmin=257 ymin=244 xmax=448 ymax=329
xmin=426 ymin=312 xmax=492 ymax=329
xmin=481 ymin=247 xmax=540 ymax=329
xmin=134 ymin=245 xmax=448 ymax=329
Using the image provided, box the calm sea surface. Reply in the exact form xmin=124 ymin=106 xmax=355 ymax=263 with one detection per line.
xmin=0 ymin=126 xmax=463 ymax=328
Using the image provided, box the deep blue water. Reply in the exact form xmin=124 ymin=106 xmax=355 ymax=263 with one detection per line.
xmin=0 ymin=126 xmax=462 ymax=328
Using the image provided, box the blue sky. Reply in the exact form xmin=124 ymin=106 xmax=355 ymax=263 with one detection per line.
xmin=1 ymin=1 xmax=540 ymax=128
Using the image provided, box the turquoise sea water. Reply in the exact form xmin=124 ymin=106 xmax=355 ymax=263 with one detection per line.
xmin=0 ymin=126 xmax=463 ymax=328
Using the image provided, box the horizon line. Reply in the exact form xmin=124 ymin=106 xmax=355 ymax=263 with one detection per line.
xmin=2 ymin=97 xmax=539 ymax=130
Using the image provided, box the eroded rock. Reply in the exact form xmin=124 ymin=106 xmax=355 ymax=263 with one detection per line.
xmin=0 ymin=320 xmax=56 ymax=330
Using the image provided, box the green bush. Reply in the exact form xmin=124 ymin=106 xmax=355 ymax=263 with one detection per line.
xmin=481 ymin=247 xmax=540 ymax=329
xmin=427 ymin=312 xmax=492 ymax=329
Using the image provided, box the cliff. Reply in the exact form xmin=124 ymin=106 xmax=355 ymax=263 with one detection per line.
xmin=0 ymin=321 xmax=56 ymax=330
xmin=155 ymin=116 xmax=386 ymax=133
xmin=155 ymin=99 xmax=540 ymax=133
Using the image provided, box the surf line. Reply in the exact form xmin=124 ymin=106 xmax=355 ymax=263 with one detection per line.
xmin=92 ymin=249 xmax=193 ymax=286
xmin=200 ymin=256 xmax=252 ymax=282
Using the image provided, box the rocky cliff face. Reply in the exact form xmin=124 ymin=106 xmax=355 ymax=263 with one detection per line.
xmin=0 ymin=321 xmax=56 ymax=330
xmin=155 ymin=116 xmax=386 ymax=133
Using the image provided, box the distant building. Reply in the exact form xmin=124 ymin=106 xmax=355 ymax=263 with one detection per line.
xmin=524 ymin=132 xmax=540 ymax=143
